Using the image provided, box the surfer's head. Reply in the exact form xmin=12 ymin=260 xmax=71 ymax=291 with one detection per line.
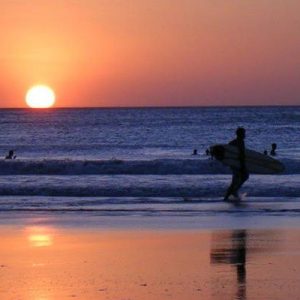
xmin=236 ymin=127 xmax=245 ymax=139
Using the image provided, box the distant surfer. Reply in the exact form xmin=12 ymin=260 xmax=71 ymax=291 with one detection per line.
xmin=192 ymin=149 xmax=198 ymax=155
xmin=270 ymin=143 xmax=277 ymax=156
xmin=5 ymin=150 xmax=16 ymax=160
xmin=224 ymin=127 xmax=249 ymax=201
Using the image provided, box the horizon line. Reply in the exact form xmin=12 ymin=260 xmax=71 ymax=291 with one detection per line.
xmin=1 ymin=104 xmax=300 ymax=110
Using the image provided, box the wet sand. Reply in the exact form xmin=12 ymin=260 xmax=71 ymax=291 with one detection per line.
xmin=0 ymin=223 xmax=300 ymax=300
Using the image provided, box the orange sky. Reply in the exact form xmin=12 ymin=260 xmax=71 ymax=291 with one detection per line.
xmin=0 ymin=0 xmax=300 ymax=107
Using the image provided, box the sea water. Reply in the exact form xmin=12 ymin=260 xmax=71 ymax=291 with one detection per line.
xmin=0 ymin=106 xmax=299 ymax=227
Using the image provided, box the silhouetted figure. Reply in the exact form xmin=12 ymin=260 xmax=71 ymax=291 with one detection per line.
xmin=211 ymin=230 xmax=247 ymax=300
xmin=192 ymin=149 xmax=198 ymax=155
xmin=224 ymin=127 xmax=249 ymax=201
xmin=5 ymin=150 xmax=16 ymax=160
xmin=263 ymin=150 xmax=268 ymax=155
xmin=205 ymin=148 xmax=210 ymax=156
xmin=270 ymin=143 xmax=277 ymax=156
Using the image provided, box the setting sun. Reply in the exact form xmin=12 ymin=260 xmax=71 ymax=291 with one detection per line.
xmin=25 ymin=85 xmax=56 ymax=108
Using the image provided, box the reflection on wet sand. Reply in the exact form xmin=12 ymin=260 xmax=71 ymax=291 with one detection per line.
xmin=211 ymin=230 xmax=247 ymax=300
xmin=0 ymin=225 xmax=299 ymax=300
xmin=210 ymin=230 xmax=284 ymax=300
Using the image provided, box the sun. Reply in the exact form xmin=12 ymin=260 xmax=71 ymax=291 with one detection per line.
xmin=25 ymin=85 xmax=56 ymax=108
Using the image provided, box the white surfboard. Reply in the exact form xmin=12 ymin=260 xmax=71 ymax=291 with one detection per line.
xmin=210 ymin=144 xmax=285 ymax=174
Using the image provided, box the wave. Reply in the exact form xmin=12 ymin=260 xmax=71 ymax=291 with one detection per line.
xmin=0 ymin=158 xmax=298 ymax=175
xmin=0 ymin=178 xmax=298 ymax=197
xmin=0 ymin=196 xmax=299 ymax=218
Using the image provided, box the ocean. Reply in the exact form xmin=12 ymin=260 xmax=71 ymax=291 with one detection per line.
xmin=0 ymin=106 xmax=299 ymax=228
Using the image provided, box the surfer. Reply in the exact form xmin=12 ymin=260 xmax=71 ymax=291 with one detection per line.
xmin=5 ymin=150 xmax=16 ymax=160
xmin=270 ymin=143 xmax=277 ymax=156
xmin=224 ymin=127 xmax=249 ymax=201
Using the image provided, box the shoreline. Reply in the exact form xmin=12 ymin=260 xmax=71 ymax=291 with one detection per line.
xmin=1 ymin=211 xmax=300 ymax=231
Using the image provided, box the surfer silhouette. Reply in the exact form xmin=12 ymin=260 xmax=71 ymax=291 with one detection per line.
xmin=270 ymin=143 xmax=277 ymax=156
xmin=224 ymin=127 xmax=249 ymax=201
xmin=5 ymin=150 xmax=16 ymax=160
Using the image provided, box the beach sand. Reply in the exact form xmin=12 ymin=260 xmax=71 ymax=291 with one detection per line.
xmin=0 ymin=219 xmax=300 ymax=300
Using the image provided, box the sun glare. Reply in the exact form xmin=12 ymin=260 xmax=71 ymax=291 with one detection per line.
xmin=26 ymin=226 xmax=54 ymax=247
xmin=26 ymin=85 xmax=56 ymax=108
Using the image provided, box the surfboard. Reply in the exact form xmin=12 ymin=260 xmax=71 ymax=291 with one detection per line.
xmin=210 ymin=144 xmax=285 ymax=174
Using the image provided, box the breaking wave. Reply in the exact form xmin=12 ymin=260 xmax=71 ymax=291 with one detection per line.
xmin=0 ymin=158 xmax=298 ymax=175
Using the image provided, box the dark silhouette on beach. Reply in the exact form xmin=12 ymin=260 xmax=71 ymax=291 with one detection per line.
xmin=224 ymin=127 xmax=249 ymax=201
xmin=211 ymin=230 xmax=247 ymax=300
xmin=192 ymin=149 xmax=198 ymax=155
xmin=270 ymin=143 xmax=277 ymax=156
xmin=210 ymin=230 xmax=282 ymax=300
xmin=5 ymin=150 xmax=16 ymax=160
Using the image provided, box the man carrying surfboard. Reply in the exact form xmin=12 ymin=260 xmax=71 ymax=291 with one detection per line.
xmin=224 ymin=127 xmax=249 ymax=201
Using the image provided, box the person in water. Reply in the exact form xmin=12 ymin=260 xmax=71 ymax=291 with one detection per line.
xmin=270 ymin=143 xmax=277 ymax=156
xmin=5 ymin=150 xmax=16 ymax=160
xmin=224 ymin=127 xmax=249 ymax=201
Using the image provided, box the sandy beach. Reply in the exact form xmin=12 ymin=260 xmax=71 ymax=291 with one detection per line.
xmin=1 ymin=215 xmax=300 ymax=300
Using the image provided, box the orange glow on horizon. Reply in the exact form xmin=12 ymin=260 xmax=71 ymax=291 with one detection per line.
xmin=0 ymin=1 xmax=299 ymax=107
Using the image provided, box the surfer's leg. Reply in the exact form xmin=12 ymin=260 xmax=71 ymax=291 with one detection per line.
xmin=230 ymin=171 xmax=244 ymax=199
xmin=235 ymin=172 xmax=249 ymax=191
xmin=224 ymin=184 xmax=233 ymax=200
xmin=224 ymin=184 xmax=234 ymax=200
xmin=224 ymin=171 xmax=239 ymax=200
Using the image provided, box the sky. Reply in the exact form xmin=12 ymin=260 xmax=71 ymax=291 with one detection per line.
xmin=0 ymin=0 xmax=300 ymax=108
